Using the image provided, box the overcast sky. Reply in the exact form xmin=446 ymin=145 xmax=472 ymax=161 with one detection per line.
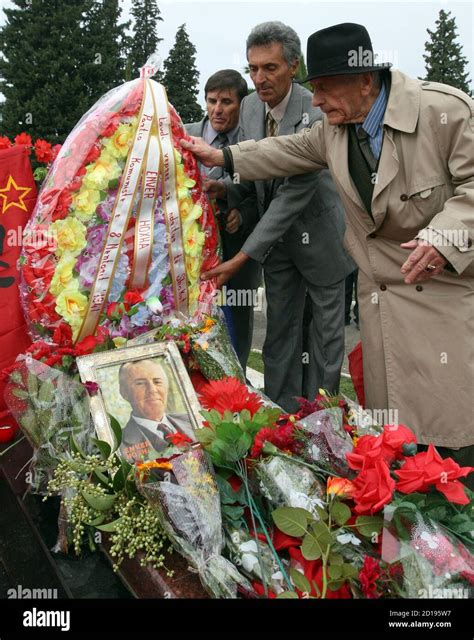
xmin=1 ymin=0 xmax=472 ymax=105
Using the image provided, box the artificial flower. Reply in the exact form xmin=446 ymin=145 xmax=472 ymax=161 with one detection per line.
xmin=50 ymin=217 xmax=87 ymax=257
xmin=49 ymin=255 xmax=77 ymax=296
xmin=124 ymin=290 xmax=144 ymax=306
xmin=103 ymin=122 xmax=135 ymax=159
xmin=55 ymin=288 xmax=88 ymax=333
xmin=199 ymin=377 xmax=263 ymax=416
xmin=71 ymin=186 xmax=101 ymax=221
xmin=359 ymin=556 xmax=381 ymax=599
xmin=394 ymin=444 xmax=473 ymax=504
xmin=166 ymin=432 xmax=193 ymax=447
xmin=346 ymin=424 xmax=417 ymax=471
xmin=14 ymin=132 xmax=32 ymax=148
xmin=352 ymin=458 xmax=396 ymax=515
xmin=83 ymin=381 xmax=99 ymax=396
xmin=34 ymin=139 xmax=53 ymax=163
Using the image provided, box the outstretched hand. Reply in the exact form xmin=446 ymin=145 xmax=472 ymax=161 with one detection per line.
xmin=181 ymin=136 xmax=225 ymax=168
xmin=202 ymin=252 xmax=248 ymax=288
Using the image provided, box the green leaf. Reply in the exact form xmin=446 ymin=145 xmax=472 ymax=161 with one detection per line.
xmin=108 ymin=414 xmax=123 ymax=452
xmin=195 ymin=427 xmax=215 ymax=447
xmin=216 ymin=422 xmax=242 ymax=443
xmin=289 ymin=568 xmax=311 ymax=593
xmin=342 ymin=563 xmax=358 ymax=579
xmin=311 ymin=521 xmax=332 ymax=547
xmin=112 ymin=467 xmax=126 ymax=493
xmin=12 ymin=387 xmax=29 ymax=400
xmin=355 ymin=515 xmax=383 ymax=538
xmin=82 ymin=490 xmax=116 ymax=512
xmin=92 ymin=438 xmax=112 ymax=460
xmin=301 ymin=532 xmax=322 ymax=561
xmin=70 ymin=434 xmax=87 ymax=459
xmin=329 ymin=553 xmax=344 ymax=566
xmin=95 ymin=518 xmax=123 ymax=532
xmin=330 ymin=502 xmax=352 ymax=526
xmin=27 ymin=373 xmax=38 ymax=398
xmin=86 ymin=514 xmax=106 ymax=526
xmin=38 ymin=380 xmax=55 ymax=404
xmin=328 ymin=564 xmax=343 ymax=580
xmin=222 ymin=505 xmax=245 ymax=521
xmin=272 ymin=507 xmax=311 ymax=537
xmin=315 ymin=506 xmax=328 ymax=521
xmin=93 ymin=469 xmax=111 ymax=488
xmin=276 ymin=591 xmax=299 ymax=599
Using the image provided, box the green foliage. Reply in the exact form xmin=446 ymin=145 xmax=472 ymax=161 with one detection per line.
xmin=162 ymin=24 xmax=204 ymax=123
xmin=0 ymin=0 xmax=130 ymax=141
xmin=422 ymin=9 xmax=471 ymax=94
xmin=272 ymin=506 xmax=312 ymax=538
xmin=129 ymin=0 xmax=163 ymax=79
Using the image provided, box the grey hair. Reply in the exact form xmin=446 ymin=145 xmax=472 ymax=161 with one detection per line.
xmin=246 ymin=21 xmax=301 ymax=66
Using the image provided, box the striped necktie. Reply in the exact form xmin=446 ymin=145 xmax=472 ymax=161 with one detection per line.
xmin=266 ymin=112 xmax=278 ymax=137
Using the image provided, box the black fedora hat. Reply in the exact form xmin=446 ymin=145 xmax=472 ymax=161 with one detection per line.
xmin=300 ymin=23 xmax=392 ymax=82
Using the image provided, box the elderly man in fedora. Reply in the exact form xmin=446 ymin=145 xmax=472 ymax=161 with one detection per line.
xmin=183 ymin=22 xmax=474 ymax=471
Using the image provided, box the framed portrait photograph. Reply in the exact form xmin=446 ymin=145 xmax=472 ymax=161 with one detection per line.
xmin=77 ymin=342 xmax=202 ymax=463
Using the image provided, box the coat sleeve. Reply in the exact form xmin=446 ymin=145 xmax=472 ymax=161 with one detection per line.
xmin=416 ymin=93 xmax=474 ymax=275
xmin=230 ymin=120 xmax=328 ymax=181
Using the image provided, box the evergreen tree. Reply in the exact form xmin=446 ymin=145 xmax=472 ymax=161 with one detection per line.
xmin=81 ymin=0 xmax=131 ymax=100
xmin=295 ymin=54 xmax=312 ymax=91
xmin=0 ymin=0 xmax=93 ymax=142
xmin=162 ymin=24 xmax=203 ymax=122
xmin=422 ymin=9 xmax=471 ymax=94
xmin=129 ymin=0 xmax=163 ymax=79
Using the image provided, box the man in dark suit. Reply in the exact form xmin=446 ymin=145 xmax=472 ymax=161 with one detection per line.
xmin=195 ymin=22 xmax=354 ymax=411
xmin=118 ymin=359 xmax=195 ymax=463
xmin=185 ymin=70 xmax=261 ymax=372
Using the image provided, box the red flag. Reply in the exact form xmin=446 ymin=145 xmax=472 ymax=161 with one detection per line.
xmin=348 ymin=340 xmax=365 ymax=408
xmin=0 ymin=145 xmax=36 ymax=436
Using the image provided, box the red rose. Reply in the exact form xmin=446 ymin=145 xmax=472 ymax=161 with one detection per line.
xmin=52 ymin=323 xmax=73 ymax=347
xmin=75 ymin=335 xmax=101 ymax=356
xmin=84 ymin=144 xmax=101 ymax=165
xmin=124 ymin=290 xmax=144 ymax=306
xmin=381 ymin=424 xmax=417 ymax=460
xmin=34 ymin=139 xmax=53 ymax=163
xmin=359 ymin=556 xmax=381 ymax=599
xmin=394 ymin=444 xmax=473 ymax=504
xmin=0 ymin=136 xmax=12 ymax=149
xmin=347 ymin=424 xmax=417 ymax=471
xmin=14 ymin=132 xmax=32 ymax=149
xmin=352 ymin=459 xmax=396 ymax=515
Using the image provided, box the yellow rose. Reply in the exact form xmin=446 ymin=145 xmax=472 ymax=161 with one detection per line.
xmin=55 ymin=288 xmax=88 ymax=334
xmin=83 ymin=152 xmax=121 ymax=192
xmin=184 ymin=223 xmax=205 ymax=258
xmin=50 ymin=256 xmax=78 ymax=297
xmin=186 ymin=255 xmax=201 ymax=282
xmin=103 ymin=123 xmax=135 ymax=159
xmin=50 ymin=217 xmax=87 ymax=257
xmin=71 ymin=187 xmax=101 ymax=221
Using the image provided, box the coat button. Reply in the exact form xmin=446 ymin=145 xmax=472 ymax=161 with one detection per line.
xmin=400 ymin=194 xmax=408 ymax=201
xmin=380 ymin=284 xmax=387 ymax=291
xmin=369 ymin=232 xmax=377 ymax=238
xmin=416 ymin=285 xmax=423 ymax=292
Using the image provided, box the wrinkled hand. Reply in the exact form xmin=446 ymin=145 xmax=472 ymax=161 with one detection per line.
xmin=202 ymin=177 xmax=226 ymax=201
xmin=225 ymin=209 xmax=242 ymax=234
xmin=181 ymin=136 xmax=224 ymax=168
xmin=400 ymin=239 xmax=447 ymax=283
xmin=202 ymin=252 xmax=248 ymax=288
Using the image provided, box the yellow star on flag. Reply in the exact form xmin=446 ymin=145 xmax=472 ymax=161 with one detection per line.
xmin=0 ymin=175 xmax=32 ymax=215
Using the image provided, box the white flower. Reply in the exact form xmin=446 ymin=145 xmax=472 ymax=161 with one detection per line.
xmin=241 ymin=553 xmax=259 ymax=574
xmin=239 ymin=540 xmax=258 ymax=553
xmin=146 ymin=295 xmax=163 ymax=315
xmin=336 ymin=533 xmax=361 ymax=546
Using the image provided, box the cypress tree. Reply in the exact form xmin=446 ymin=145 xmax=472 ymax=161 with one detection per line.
xmin=422 ymin=9 xmax=471 ymax=94
xmin=0 ymin=0 xmax=93 ymax=142
xmin=162 ymin=24 xmax=203 ymax=122
xmin=129 ymin=0 xmax=163 ymax=79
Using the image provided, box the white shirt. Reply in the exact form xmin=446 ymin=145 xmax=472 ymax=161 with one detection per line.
xmin=132 ymin=414 xmax=177 ymax=434
xmin=265 ymin=84 xmax=293 ymax=125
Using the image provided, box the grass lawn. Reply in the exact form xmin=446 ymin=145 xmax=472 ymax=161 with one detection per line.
xmin=248 ymin=350 xmax=357 ymax=403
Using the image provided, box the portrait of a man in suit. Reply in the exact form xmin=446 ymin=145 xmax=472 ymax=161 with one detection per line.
xmin=118 ymin=358 xmax=196 ymax=463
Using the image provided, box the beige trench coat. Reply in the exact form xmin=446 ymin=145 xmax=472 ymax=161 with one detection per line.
xmin=230 ymin=70 xmax=474 ymax=447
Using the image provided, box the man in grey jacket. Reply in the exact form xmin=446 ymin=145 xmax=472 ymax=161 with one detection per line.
xmin=185 ymin=70 xmax=261 ymax=372
xmin=200 ymin=22 xmax=354 ymax=411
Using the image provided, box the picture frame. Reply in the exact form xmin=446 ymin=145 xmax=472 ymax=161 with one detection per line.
xmin=77 ymin=341 xmax=203 ymax=462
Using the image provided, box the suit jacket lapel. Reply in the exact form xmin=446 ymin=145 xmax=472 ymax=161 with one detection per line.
xmin=278 ymin=84 xmax=303 ymax=135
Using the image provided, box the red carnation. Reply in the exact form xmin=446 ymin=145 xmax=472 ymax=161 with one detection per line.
xmin=352 ymin=458 xmax=396 ymax=515
xmin=52 ymin=323 xmax=73 ymax=347
xmin=84 ymin=144 xmax=101 ymax=165
xmin=34 ymin=139 xmax=53 ymax=163
xmin=199 ymin=377 xmax=263 ymax=416
xmin=14 ymin=132 xmax=33 ymax=149
xmin=124 ymin=290 xmax=144 ymax=306
xmin=394 ymin=444 xmax=473 ymax=505
xmin=75 ymin=335 xmax=101 ymax=356
xmin=166 ymin=432 xmax=193 ymax=447
xmin=0 ymin=136 xmax=12 ymax=149
xmin=359 ymin=556 xmax=381 ymax=599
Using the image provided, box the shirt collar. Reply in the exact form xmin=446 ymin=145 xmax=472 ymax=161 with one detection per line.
xmin=132 ymin=414 xmax=175 ymax=431
xmin=203 ymin=119 xmax=239 ymax=146
xmin=360 ymin=80 xmax=388 ymax=138
xmin=265 ymin=84 xmax=293 ymax=123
